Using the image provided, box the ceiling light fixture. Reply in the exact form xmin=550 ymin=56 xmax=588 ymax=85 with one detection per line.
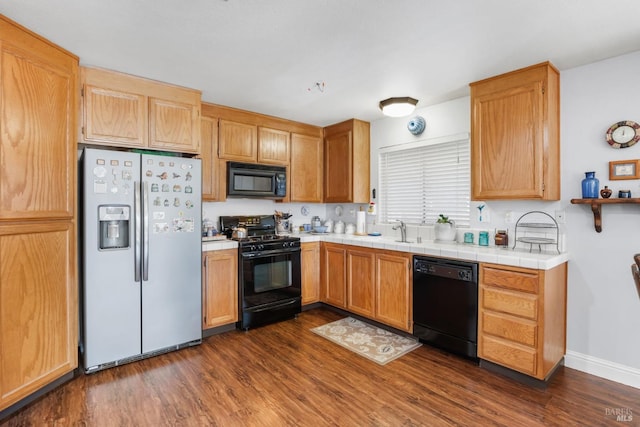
xmin=379 ymin=97 xmax=418 ymax=117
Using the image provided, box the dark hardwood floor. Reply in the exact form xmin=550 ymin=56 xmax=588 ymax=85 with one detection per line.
xmin=2 ymin=307 xmax=638 ymax=426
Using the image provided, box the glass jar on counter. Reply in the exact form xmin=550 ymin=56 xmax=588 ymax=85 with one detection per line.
xmin=495 ymin=229 xmax=509 ymax=247
xmin=478 ymin=231 xmax=489 ymax=246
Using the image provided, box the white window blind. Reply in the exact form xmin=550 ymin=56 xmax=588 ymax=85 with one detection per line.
xmin=378 ymin=133 xmax=470 ymax=226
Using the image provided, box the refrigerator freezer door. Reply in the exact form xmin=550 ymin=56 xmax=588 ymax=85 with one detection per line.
xmin=141 ymin=154 xmax=202 ymax=353
xmin=82 ymin=148 xmax=142 ymax=369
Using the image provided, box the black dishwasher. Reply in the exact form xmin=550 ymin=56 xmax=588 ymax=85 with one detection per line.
xmin=413 ymin=256 xmax=478 ymax=360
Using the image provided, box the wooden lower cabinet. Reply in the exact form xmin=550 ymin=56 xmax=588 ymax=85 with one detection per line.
xmin=202 ymin=249 xmax=238 ymax=329
xmin=375 ymin=251 xmax=412 ymax=332
xmin=478 ymin=262 xmax=567 ymax=379
xmin=321 ymin=243 xmax=411 ymax=332
xmin=0 ymin=222 xmax=77 ymax=411
xmin=321 ymin=243 xmax=347 ymax=308
xmin=301 ymin=242 xmax=320 ymax=305
xmin=347 ymin=248 xmax=375 ymax=317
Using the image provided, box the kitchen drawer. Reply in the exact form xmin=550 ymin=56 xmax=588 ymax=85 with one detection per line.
xmin=480 ymin=335 xmax=537 ymax=376
xmin=481 ymin=286 xmax=538 ymax=320
xmin=481 ymin=310 xmax=537 ymax=347
xmin=482 ymin=265 xmax=539 ymax=294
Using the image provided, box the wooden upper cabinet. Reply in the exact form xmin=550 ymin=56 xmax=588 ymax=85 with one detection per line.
xmin=323 ymin=119 xmax=370 ymax=203
xmin=83 ymin=85 xmax=146 ymax=147
xmin=201 ymin=102 xmax=323 ymax=199
xmin=218 ymin=120 xmax=258 ymax=162
xmin=149 ymin=97 xmax=199 ymax=152
xmin=200 ymin=117 xmax=225 ymax=201
xmin=470 ymin=62 xmax=560 ymax=200
xmin=290 ymin=133 xmax=323 ymax=202
xmin=0 ymin=17 xmax=78 ymax=221
xmin=258 ymin=127 xmax=290 ymax=165
xmin=218 ymin=121 xmax=291 ymax=165
xmin=81 ymin=66 xmax=201 ymax=154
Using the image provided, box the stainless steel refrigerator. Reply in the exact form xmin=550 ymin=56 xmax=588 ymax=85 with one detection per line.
xmin=81 ymin=147 xmax=202 ymax=373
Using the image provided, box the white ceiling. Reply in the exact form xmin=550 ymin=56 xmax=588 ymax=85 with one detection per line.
xmin=2 ymin=0 xmax=640 ymax=127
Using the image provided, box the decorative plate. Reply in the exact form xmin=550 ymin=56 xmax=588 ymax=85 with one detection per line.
xmin=606 ymin=120 xmax=640 ymax=148
xmin=407 ymin=116 xmax=426 ymax=135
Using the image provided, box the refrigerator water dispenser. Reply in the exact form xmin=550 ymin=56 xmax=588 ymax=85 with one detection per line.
xmin=98 ymin=205 xmax=130 ymax=249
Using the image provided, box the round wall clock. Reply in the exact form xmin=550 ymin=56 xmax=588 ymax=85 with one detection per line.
xmin=606 ymin=120 xmax=640 ymax=148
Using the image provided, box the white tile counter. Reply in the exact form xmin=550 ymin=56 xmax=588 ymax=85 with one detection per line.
xmin=298 ymin=233 xmax=568 ymax=270
xmin=202 ymin=238 xmax=238 ymax=252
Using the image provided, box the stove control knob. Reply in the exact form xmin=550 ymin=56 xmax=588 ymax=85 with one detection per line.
xmin=258 ymin=244 xmax=265 ymax=251
xmin=249 ymin=245 xmax=257 ymax=252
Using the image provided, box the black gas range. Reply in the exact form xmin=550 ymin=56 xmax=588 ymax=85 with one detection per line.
xmin=220 ymin=215 xmax=300 ymax=249
xmin=220 ymin=215 xmax=301 ymax=330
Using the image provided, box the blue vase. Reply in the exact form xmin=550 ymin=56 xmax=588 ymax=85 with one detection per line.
xmin=581 ymin=171 xmax=599 ymax=198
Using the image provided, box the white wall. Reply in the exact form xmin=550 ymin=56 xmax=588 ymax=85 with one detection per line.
xmin=203 ymin=199 xmax=329 ymax=232
xmin=370 ymin=51 xmax=640 ymax=388
xmin=561 ymin=51 xmax=640 ymax=386
xmin=370 ymin=96 xmax=471 ymax=196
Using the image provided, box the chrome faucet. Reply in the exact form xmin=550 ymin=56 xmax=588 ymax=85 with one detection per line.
xmin=392 ymin=220 xmax=408 ymax=243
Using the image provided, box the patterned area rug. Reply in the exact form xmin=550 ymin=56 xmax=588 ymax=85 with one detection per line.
xmin=311 ymin=317 xmax=421 ymax=365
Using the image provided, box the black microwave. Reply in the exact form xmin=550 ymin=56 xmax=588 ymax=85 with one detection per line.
xmin=227 ymin=162 xmax=286 ymax=199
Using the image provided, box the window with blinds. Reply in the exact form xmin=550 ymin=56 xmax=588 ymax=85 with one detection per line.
xmin=378 ymin=133 xmax=470 ymax=226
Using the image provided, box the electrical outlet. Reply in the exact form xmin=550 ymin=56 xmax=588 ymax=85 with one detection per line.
xmin=555 ymin=210 xmax=566 ymax=224
xmin=505 ymin=211 xmax=514 ymax=224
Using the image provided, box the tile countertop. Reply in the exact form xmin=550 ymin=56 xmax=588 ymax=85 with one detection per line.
xmin=202 ymin=238 xmax=238 ymax=252
xmin=201 ymin=234 xmax=569 ymax=270
xmin=297 ymin=234 xmax=569 ymax=270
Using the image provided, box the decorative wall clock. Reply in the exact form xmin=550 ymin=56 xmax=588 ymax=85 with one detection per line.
xmin=606 ymin=120 xmax=640 ymax=148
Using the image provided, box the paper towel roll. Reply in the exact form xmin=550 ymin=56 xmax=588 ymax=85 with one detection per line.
xmin=356 ymin=211 xmax=366 ymax=235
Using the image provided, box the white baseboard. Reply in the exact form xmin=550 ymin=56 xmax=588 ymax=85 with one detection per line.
xmin=565 ymin=351 xmax=640 ymax=389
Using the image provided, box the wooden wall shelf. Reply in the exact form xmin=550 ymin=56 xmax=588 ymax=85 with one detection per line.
xmin=570 ymin=198 xmax=640 ymax=232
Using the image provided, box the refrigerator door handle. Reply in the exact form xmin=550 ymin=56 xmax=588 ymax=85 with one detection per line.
xmin=134 ymin=180 xmax=141 ymax=282
xmin=142 ymin=180 xmax=150 ymax=281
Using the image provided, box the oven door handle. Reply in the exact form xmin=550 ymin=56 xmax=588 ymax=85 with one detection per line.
xmin=250 ymin=299 xmax=299 ymax=313
xmin=241 ymin=248 xmax=300 ymax=258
